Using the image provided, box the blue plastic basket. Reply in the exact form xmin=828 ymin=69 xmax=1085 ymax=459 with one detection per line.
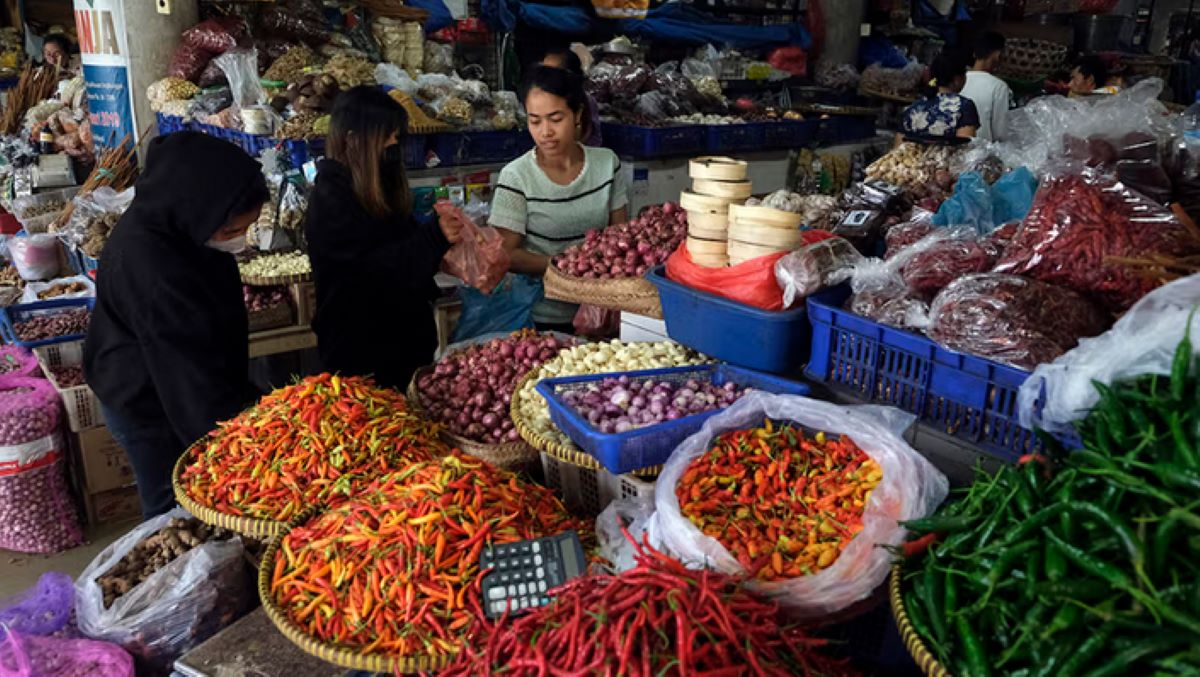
xmin=601 ymin=123 xmax=707 ymax=159
xmin=762 ymin=119 xmax=819 ymax=148
xmin=536 ymin=364 xmax=810 ymax=474
xmin=0 ymin=297 xmax=95 ymax=349
xmin=431 ymin=130 xmax=533 ymax=166
xmin=706 ymin=123 xmax=767 ymax=154
xmin=646 ymin=265 xmax=850 ymax=375
xmin=804 ymin=295 xmax=1041 ymax=462
xmin=155 ymin=113 xmax=189 ymax=136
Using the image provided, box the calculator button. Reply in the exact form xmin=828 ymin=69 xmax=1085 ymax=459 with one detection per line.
xmin=488 ymin=587 xmax=506 ymax=600
xmin=534 ymin=554 xmax=543 ymax=566
xmin=538 ymin=581 xmax=547 ymax=593
xmin=519 ymin=557 xmax=529 ymax=566
xmin=536 ymin=567 xmax=545 ymax=578
xmin=507 ymin=585 xmax=518 ymax=596
xmin=532 ymin=542 xmax=541 ymax=553
xmin=491 ymin=601 xmax=506 ymax=614
xmin=521 ymin=543 xmax=531 ymax=553
xmin=499 ymin=573 xmax=509 ymax=583
xmin=518 ymin=583 xmax=528 ymax=595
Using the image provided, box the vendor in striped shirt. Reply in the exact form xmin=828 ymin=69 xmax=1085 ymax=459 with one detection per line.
xmin=487 ymin=65 xmax=629 ymax=330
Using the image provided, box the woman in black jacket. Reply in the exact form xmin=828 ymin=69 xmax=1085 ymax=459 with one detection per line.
xmin=306 ymin=87 xmax=461 ymax=390
xmin=84 ymin=132 xmax=268 ymax=517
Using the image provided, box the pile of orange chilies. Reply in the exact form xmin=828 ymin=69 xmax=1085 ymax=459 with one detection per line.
xmin=180 ymin=373 xmax=448 ymax=521
xmin=268 ymin=451 xmax=589 ymax=659
xmin=676 ymin=420 xmax=882 ymax=581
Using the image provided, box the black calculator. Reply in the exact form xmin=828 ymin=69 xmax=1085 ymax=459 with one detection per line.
xmin=479 ymin=530 xmax=587 ymax=619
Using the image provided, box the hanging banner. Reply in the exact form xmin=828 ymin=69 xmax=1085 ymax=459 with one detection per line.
xmin=73 ymin=0 xmax=137 ymax=148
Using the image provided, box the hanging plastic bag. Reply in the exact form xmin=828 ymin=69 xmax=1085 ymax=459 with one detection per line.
xmin=0 ymin=627 xmax=133 ymax=677
xmin=665 ymin=245 xmax=787 ymax=311
xmin=75 ymin=508 xmax=247 ymax=673
xmin=572 ymin=304 xmax=620 ymax=338
xmin=435 ymin=201 xmax=509 ymax=294
xmin=213 ymin=49 xmax=266 ymax=113
xmin=932 ymin=172 xmax=994 ymax=234
xmin=990 ymin=166 xmax=1038 ymax=225
xmin=645 ymin=393 xmax=947 ymax=619
xmin=596 ymin=495 xmax=656 ymax=573
xmin=451 ymin=274 xmax=541 ymax=343
xmin=775 ymin=236 xmax=862 ymax=309
xmin=0 ymin=573 xmax=75 ymax=636
xmin=1019 ymin=273 xmax=1200 ymax=434
xmin=9 ymin=234 xmax=60 ymax=281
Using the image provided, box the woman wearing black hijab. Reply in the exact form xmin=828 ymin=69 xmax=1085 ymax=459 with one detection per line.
xmin=84 ymin=132 xmax=268 ymax=517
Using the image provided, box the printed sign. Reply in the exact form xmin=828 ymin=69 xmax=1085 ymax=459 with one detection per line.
xmin=73 ymin=0 xmax=137 ymax=148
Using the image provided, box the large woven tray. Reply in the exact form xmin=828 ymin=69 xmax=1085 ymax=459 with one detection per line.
xmin=889 ymin=563 xmax=951 ymax=677
xmin=172 ymin=438 xmax=288 ymax=539
xmin=543 ymin=265 xmax=663 ymax=319
xmin=257 ymin=511 xmax=454 ymax=674
xmin=510 ymin=370 xmax=661 ymax=477
xmin=406 ymin=366 xmax=539 ymax=470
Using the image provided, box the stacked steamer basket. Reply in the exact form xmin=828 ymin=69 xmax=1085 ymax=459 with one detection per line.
xmin=726 ymin=201 xmax=804 ymax=265
xmin=681 ymin=157 xmax=750 ymax=268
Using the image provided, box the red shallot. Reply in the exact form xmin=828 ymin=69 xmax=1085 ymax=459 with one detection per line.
xmin=552 ymin=202 xmax=687 ymax=279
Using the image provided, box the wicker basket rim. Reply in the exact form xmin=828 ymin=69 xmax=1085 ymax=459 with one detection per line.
xmin=241 ymin=271 xmax=312 ymax=286
xmin=889 ymin=563 xmax=952 ymax=677
xmin=172 ymin=440 xmax=288 ymax=539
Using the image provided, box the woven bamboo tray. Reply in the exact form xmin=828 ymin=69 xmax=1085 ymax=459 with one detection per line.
xmin=543 ymin=265 xmax=663 ymax=319
xmin=405 ymin=367 xmax=539 ymax=470
xmin=858 ymin=85 xmax=917 ymax=105
xmin=241 ymin=271 xmax=312 ymax=286
xmin=510 ymin=371 xmax=661 ymax=477
xmin=889 ymin=563 xmax=951 ymax=677
xmin=257 ymin=511 xmax=455 ymax=674
xmin=172 ymin=439 xmax=288 ymax=539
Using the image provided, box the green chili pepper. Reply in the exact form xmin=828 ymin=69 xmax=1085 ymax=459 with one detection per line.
xmin=1170 ymin=311 xmax=1195 ymax=403
xmin=953 ymin=615 xmax=990 ymax=677
xmin=1007 ymin=503 xmax=1143 ymax=571
xmin=901 ymin=514 xmax=979 ymax=535
xmin=1082 ymin=633 xmax=1190 ymax=677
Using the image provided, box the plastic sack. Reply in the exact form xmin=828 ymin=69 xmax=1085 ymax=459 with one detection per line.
xmin=994 ymin=163 xmax=1200 ymax=312
xmin=451 ymin=273 xmax=541 ymax=343
xmin=767 ymin=46 xmax=808 ymax=77
xmin=775 ymin=237 xmax=862 ymax=309
xmin=374 ymin=63 xmax=418 ymax=95
xmin=167 ymin=43 xmax=211 ymax=83
xmin=435 ymin=201 xmax=508 ymax=294
xmin=646 ymin=393 xmax=947 ymax=618
xmin=8 ymin=235 xmax=58 ymax=281
xmin=596 ymin=495 xmax=655 ymax=573
xmin=0 ymin=347 xmax=41 ymax=379
xmin=1019 ymin=273 xmax=1200 ymax=434
xmin=927 ymin=273 xmax=1110 ymax=370
xmin=213 ymin=49 xmax=265 ymax=111
xmin=260 ymin=5 xmax=330 ymax=45
xmin=990 ymin=167 xmax=1038 ymax=225
xmin=900 ymin=227 xmax=995 ymax=297
xmin=0 ymin=573 xmax=74 ymax=636
xmin=883 ymin=210 xmax=936 ymax=259
xmin=76 ymin=508 xmax=247 ymax=673
xmin=666 ymin=245 xmax=787 ymax=311
xmin=932 ymin=172 xmax=994 ymax=234
xmin=181 ymin=17 xmax=246 ymax=55
xmin=572 ymin=304 xmax=619 ymax=338
xmin=0 ymin=627 xmax=133 ymax=677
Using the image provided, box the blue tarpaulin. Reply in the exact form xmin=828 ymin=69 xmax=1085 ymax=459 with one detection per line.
xmin=404 ymin=0 xmax=455 ymax=32
xmin=616 ymin=4 xmax=810 ymax=50
xmin=519 ymin=3 xmax=595 ymax=35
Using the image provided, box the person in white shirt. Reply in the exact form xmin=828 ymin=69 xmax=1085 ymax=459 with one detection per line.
xmin=961 ymin=32 xmax=1012 ymax=142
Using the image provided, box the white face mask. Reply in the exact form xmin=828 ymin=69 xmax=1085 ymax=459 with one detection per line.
xmin=206 ymin=234 xmax=247 ymax=254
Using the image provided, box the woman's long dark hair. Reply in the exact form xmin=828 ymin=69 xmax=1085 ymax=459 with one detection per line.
xmin=520 ymin=64 xmax=586 ymax=116
xmin=326 ymin=86 xmax=412 ymax=220
xmin=923 ymin=51 xmax=969 ymax=98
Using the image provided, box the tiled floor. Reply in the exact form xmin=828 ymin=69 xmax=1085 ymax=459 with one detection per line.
xmin=0 ymin=518 xmax=137 ymax=598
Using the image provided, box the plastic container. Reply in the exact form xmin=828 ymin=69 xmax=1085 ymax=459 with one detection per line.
xmin=705 ymin=123 xmax=766 ymax=154
xmin=539 ymin=452 xmax=654 ymax=516
xmin=0 ymin=297 xmax=95 ymax=349
xmin=155 ymin=113 xmax=189 ymax=135
xmin=805 ymin=294 xmax=1041 ymax=462
xmin=537 ymin=364 xmax=810 ymax=474
xmin=762 ymin=119 xmax=819 ymax=148
xmin=32 ymin=341 xmax=100 ymax=432
xmin=431 ymin=130 xmax=532 ymax=166
xmin=601 ymin=123 xmax=707 ymax=160
xmin=646 ymin=265 xmax=850 ymax=374
xmin=12 ymin=187 xmax=79 ymax=234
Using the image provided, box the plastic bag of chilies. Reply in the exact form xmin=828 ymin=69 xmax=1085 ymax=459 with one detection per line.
xmin=435 ymin=201 xmax=509 ymax=294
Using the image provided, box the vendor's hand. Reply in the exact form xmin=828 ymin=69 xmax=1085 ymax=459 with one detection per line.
xmin=438 ymin=211 xmax=464 ymax=244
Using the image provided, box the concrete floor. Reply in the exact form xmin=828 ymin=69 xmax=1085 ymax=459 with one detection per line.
xmin=0 ymin=518 xmax=138 ymax=598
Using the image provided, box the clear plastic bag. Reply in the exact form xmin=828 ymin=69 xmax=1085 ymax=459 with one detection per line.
xmin=596 ymin=495 xmax=655 ymax=573
xmin=900 ymin=227 xmax=995 ymax=297
xmin=775 ymin=237 xmax=863 ymax=309
xmin=166 ymin=43 xmax=210 ymax=84
xmin=1019 ymin=273 xmax=1200 ymax=434
xmin=213 ymin=49 xmax=266 ymax=112
xmin=927 ymin=273 xmax=1110 ymax=369
xmin=22 ymin=275 xmax=95 ymax=303
xmin=0 ymin=573 xmax=75 ymax=636
xmin=0 ymin=627 xmax=133 ymax=677
xmin=646 ymin=393 xmax=947 ymax=619
xmin=8 ymin=235 xmax=60 ymax=281
xmin=75 ymin=508 xmax=247 ymax=673
xmin=435 ymin=201 xmax=509 ymax=294
xmin=883 ymin=210 xmax=936 ymax=259
xmin=181 ymin=17 xmax=246 ymax=55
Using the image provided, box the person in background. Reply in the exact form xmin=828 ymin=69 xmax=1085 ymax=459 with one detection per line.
xmin=41 ymin=34 xmax=71 ymax=71
xmin=901 ymin=50 xmax=980 ymax=140
xmin=84 ymin=133 xmax=268 ymax=518
xmin=1070 ymin=55 xmax=1117 ymax=96
xmin=306 ymin=86 xmax=461 ymax=390
xmin=538 ymin=44 xmax=603 ymax=147
xmin=961 ymin=31 xmax=1012 ymax=142
xmin=483 ymin=65 xmax=628 ymax=332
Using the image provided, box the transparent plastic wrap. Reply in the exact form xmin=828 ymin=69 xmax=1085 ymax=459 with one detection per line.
xmin=0 ymin=628 xmax=133 ymax=677
xmin=196 ymin=61 xmax=227 ymax=89
xmin=9 ymin=235 xmax=60 ymax=281
xmin=994 ymin=163 xmax=1200 ymax=311
xmin=58 ymin=187 xmax=132 ymax=257
xmin=646 ymin=393 xmax=947 ymax=619
xmin=0 ymin=572 xmax=74 ymax=636
xmin=775 ymin=236 xmax=862 ymax=309
xmin=927 ymin=273 xmax=1110 ymax=369
xmin=423 ymin=41 xmax=454 ymax=74
xmin=434 ymin=201 xmax=508 ymax=294
xmin=146 ymin=78 xmax=198 ymax=113
xmin=213 ymin=49 xmax=266 ymax=112
xmin=190 ymin=87 xmax=233 ymax=117
xmin=167 ymin=46 xmax=208 ymax=83
xmin=883 ymin=210 xmax=935 ymax=258
xmin=859 ymin=61 xmax=925 ymax=98
xmin=610 ymin=63 xmax=653 ymax=104
xmin=260 ymin=4 xmax=330 ymax=46
xmin=596 ymin=495 xmax=655 ymax=573
xmin=815 ymin=62 xmax=860 ymax=91
xmin=181 ymin=17 xmax=247 ymax=55
xmin=416 ymin=73 xmax=455 ymax=102
xmin=846 ymin=231 xmax=959 ymax=329
xmin=75 ymin=508 xmax=247 ymax=673
xmin=900 ymin=227 xmax=996 ymax=297
xmin=1019 ymin=274 xmax=1200 ymax=434
xmin=22 ymin=276 xmax=95 ymax=303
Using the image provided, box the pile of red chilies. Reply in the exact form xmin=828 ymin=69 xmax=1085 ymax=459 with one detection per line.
xmin=442 ymin=533 xmax=849 ymax=677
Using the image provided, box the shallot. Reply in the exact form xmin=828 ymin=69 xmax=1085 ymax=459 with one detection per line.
xmin=552 ymin=202 xmax=687 ymax=279
xmin=13 ymin=307 xmax=90 ymax=342
xmin=561 ymin=375 xmax=747 ymax=434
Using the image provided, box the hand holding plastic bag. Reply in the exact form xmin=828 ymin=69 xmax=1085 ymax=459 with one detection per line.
xmin=435 ymin=201 xmax=509 ymax=294
xmin=646 ymin=393 xmax=946 ymax=619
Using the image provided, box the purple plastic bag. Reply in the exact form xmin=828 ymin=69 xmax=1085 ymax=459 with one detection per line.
xmin=0 ymin=574 xmax=74 ymax=637
xmin=0 ymin=627 xmax=133 ymax=677
xmin=0 ymin=348 xmax=40 ymax=379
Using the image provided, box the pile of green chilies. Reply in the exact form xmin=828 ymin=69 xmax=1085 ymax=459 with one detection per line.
xmin=898 ymin=328 xmax=1200 ymax=677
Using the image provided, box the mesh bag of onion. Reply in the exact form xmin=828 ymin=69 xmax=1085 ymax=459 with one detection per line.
xmin=0 ymin=573 xmax=75 ymax=637
xmin=0 ymin=627 xmax=133 ymax=677
xmin=0 ymin=376 xmax=81 ymax=554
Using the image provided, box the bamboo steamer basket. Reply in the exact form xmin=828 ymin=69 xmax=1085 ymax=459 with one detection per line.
xmin=692 ymin=179 xmax=753 ymax=200
xmin=686 ymin=209 xmax=729 ymax=233
xmin=728 ymin=222 xmax=805 ymax=249
xmin=686 ymin=236 xmax=728 ymax=255
xmin=688 ymin=224 xmax=729 ymax=241
xmin=680 ymin=190 xmax=741 ymax=214
xmin=728 ymin=203 xmax=803 ymax=230
xmin=728 ymin=239 xmax=790 ymax=265
xmin=689 ymin=156 xmax=748 ymax=181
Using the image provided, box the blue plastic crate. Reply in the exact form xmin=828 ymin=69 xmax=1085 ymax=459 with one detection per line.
xmin=706 ymin=122 xmax=767 ymax=154
xmin=646 ymin=265 xmax=850 ymax=375
xmin=804 ymin=295 xmax=1040 ymax=462
xmin=431 ymin=130 xmax=533 ymax=166
xmin=536 ymin=364 xmax=810 ymax=474
xmin=155 ymin=113 xmax=188 ymax=136
xmin=762 ymin=120 xmax=818 ymax=148
xmin=601 ymin=123 xmax=706 ymax=159
xmin=0 ymin=297 xmax=95 ymax=349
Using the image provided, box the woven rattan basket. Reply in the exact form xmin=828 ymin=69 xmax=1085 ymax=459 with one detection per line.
xmin=995 ymin=38 xmax=1068 ymax=80
xmin=241 ymin=271 xmax=312 ymax=286
xmin=405 ymin=366 xmax=539 ymax=470
xmin=172 ymin=439 xmax=288 ymax=539
xmin=257 ymin=511 xmax=455 ymax=674
xmin=889 ymin=564 xmax=951 ymax=677
xmin=543 ymin=265 xmax=663 ymax=319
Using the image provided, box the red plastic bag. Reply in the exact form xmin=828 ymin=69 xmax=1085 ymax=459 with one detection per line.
xmin=666 ymin=245 xmax=787 ymax=311
xmin=181 ymin=17 xmax=247 ymax=55
xmin=167 ymin=43 xmax=211 ymax=83
xmin=768 ymin=47 xmax=809 ymax=77
xmin=573 ymin=304 xmax=620 ymax=338
xmin=435 ymin=202 xmax=510 ymax=294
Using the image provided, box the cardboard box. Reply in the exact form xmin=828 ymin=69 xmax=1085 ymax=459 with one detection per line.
xmin=76 ymin=426 xmax=135 ymax=494
xmin=85 ymin=485 xmax=140 ymax=526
